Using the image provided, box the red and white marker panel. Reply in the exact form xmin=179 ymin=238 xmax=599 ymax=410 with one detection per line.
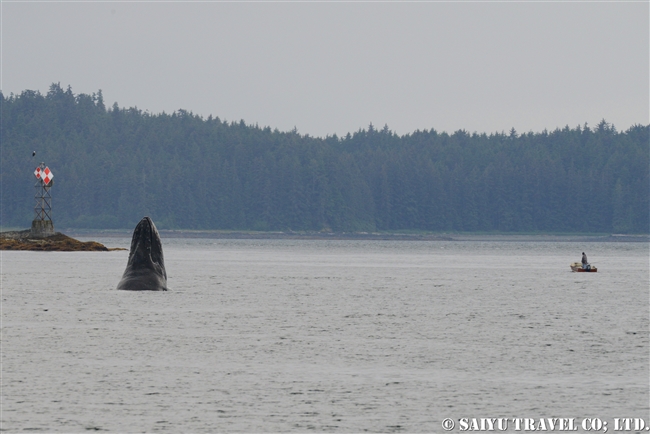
xmin=42 ymin=167 xmax=53 ymax=185
xmin=34 ymin=167 xmax=53 ymax=185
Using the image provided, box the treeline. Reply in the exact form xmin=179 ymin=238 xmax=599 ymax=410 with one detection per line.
xmin=1 ymin=84 xmax=648 ymax=233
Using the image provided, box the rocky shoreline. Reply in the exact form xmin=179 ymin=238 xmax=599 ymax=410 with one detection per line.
xmin=0 ymin=230 xmax=124 ymax=251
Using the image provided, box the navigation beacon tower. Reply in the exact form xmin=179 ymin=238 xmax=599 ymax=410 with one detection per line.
xmin=30 ymin=162 xmax=55 ymax=237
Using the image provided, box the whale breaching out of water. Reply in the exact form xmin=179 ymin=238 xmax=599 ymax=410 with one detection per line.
xmin=117 ymin=216 xmax=168 ymax=291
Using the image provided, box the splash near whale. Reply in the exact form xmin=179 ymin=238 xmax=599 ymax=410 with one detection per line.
xmin=117 ymin=217 xmax=168 ymax=291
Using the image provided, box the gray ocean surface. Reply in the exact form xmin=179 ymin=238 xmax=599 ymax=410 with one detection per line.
xmin=1 ymin=239 xmax=648 ymax=433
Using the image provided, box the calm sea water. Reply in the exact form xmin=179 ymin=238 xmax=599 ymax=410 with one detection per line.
xmin=1 ymin=239 xmax=648 ymax=432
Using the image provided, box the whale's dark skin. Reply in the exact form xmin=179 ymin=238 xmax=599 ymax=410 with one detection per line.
xmin=117 ymin=217 xmax=168 ymax=291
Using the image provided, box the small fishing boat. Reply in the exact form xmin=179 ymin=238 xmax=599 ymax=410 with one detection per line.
xmin=570 ymin=262 xmax=597 ymax=272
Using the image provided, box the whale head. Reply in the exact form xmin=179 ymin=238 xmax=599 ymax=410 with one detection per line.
xmin=117 ymin=216 xmax=168 ymax=291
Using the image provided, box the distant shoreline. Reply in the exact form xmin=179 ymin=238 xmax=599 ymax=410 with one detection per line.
xmin=56 ymin=229 xmax=649 ymax=243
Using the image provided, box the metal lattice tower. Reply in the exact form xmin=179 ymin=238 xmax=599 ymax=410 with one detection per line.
xmin=31 ymin=163 xmax=55 ymax=236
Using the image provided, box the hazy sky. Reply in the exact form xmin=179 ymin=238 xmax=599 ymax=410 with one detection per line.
xmin=2 ymin=1 xmax=648 ymax=138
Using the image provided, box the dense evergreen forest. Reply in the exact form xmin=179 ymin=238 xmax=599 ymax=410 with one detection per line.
xmin=1 ymin=84 xmax=648 ymax=233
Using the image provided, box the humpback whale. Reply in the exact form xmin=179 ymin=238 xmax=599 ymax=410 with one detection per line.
xmin=117 ymin=216 xmax=168 ymax=291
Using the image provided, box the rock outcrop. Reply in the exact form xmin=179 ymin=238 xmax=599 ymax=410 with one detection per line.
xmin=0 ymin=230 xmax=121 ymax=251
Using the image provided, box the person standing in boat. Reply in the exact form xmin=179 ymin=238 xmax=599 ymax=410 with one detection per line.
xmin=581 ymin=252 xmax=589 ymax=270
